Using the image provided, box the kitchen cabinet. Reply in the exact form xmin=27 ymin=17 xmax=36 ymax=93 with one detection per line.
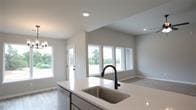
xmin=57 ymin=86 xmax=102 ymax=110
xmin=57 ymin=87 xmax=71 ymax=110
xmin=71 ymin=94 xmax=102 ymax=110
xmin=71 ymin=104 xmax=80 ymax=110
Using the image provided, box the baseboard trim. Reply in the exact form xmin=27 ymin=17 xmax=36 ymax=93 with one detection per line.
xmin=119 ymin=75 xmax=136 ymax=81
xmin=0 ymin=87 xmax=57 ymax=101
xmin=136 ymin=75 xmax=196 ymax=85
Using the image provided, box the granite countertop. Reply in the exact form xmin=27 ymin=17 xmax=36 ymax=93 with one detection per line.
xmin=57 ymin=77 xmax=196 ymax=110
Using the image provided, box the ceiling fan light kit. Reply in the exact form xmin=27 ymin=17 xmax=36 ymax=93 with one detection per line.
xmin=26 ymin=25 xmax=48 ymax=49
xmin=162 ymin=27 xmax=172 ymax=33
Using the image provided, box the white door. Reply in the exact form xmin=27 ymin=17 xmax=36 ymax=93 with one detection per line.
xmin=67 ymin=48 xmax=75 ymax=81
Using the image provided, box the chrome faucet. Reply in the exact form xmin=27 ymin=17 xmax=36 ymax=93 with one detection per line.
xmin=101 ymin=65 xmax=120 ymax=89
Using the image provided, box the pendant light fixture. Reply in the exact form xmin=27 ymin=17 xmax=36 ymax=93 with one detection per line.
xmin=26 ymin=25 xmax=48 ymax=49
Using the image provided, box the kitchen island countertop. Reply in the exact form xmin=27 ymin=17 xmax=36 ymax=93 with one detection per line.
xmin=57 ymin=77 xmax=196 ymax=110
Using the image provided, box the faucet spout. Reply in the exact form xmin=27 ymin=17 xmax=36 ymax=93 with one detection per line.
xmin=101 ymin=65 xmax=120 ymax=89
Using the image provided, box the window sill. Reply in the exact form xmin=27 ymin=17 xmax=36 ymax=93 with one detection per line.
xmin=88 ymin=71 xmax=118 ymax=77
xmin=89 ymin=70 xmax=134 ymax=77
xmin=88 ymin=73 xmax=101 ymax=77
xmin=118 ymin=69 xmax=133 ymax=72
xmin=2 ymin=76 xmax=54 ymax=84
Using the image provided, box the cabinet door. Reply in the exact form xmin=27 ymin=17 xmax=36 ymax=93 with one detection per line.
xmin=71 ymin=104 xmax=80 ymax=110
xmin=72 ymin=94 xmax=102 ymax=110
xmin=57 ymin=87 xmax=71 ymax=110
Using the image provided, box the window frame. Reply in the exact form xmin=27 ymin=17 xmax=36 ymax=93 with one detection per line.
xmin=31 ymin=46 xmax=54 ymax=79
xmin=115 ymin=47 xmax=125 ymax=72
xmin=125 ymin=48 xmax=133 ymax=71
xmin=102 ymin=46 xmax=115 ymax=74
xmin=87 ymin=44 xmax=134 ymax=76
xmin=87 ymin=44 xmax=102 ymax=76
xmin=2 ymin=43 xmax=54 ymax=83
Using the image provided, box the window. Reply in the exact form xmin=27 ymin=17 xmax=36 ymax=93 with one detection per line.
xmin=88 ymin=45 xmax=100 ymax=76
xmin=125 ymin=48 xmax=133 ymax=70
xmin=3 ymin=44 xmax=53 ymax=83
xmin=87 ymin=45 xmax=134 ymax=76
xmin=32 ymin=47 xmax=53 ymax=79
xmin=4 ymin=44 xmax=30 ymax=82
xmin=103 ymin=46 xmax=114 ymax=73
xmin=116 ymin=47 xmax=125 ymax=71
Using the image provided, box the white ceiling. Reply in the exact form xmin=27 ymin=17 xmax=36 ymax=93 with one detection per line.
xmin=0 ymin=0 xmax=171 ymax=39
xmin=106 ymin=0 xmax=196 ymax=36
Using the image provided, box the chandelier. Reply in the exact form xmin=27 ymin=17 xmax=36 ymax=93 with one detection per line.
xmin=26 ymin=25 xmax=48 ymax=49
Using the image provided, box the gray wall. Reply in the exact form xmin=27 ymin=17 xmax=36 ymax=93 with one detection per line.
xmin=0 ymin=33 xmax=67 ymax=98
xmin=87 ymin=27 xmax=136 ymax=80
xmin=136 ymin=26 xmax=196 ymax=84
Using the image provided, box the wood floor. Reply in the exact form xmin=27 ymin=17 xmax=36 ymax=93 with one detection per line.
xmin=0 ymin=90 xmax=58 ymax=110
xmin=122 ymin=77 xmax=196 ymax=96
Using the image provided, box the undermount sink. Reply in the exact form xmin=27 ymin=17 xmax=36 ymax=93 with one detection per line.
xmin=83 ymin=86 xmax=130 ymax=104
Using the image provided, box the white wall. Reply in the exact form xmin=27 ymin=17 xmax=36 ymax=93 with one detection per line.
xmin=0 ymin=33 xmax=67 ymax=98
xmin=87 ymin=27 xmax=136 ymax=80
xmin=136 ymin=26 xmax=196 ymax=84
xmin=66 ymin=32 xmax=87 ymax=80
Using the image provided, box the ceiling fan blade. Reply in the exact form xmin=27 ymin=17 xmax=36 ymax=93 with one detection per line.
xmin=172 ymin=22 xmax=190 ymax=27
xmin=147 ymin=26 xmax=162 ymax=31
xmin=156 ymin=29 xmax=162 ymax=33
xmin=172 ymin=27 xmax=179 ymax=30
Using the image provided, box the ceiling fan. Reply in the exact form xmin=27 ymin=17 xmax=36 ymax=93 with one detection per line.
xmin=149 ymin=14 xmax=190 ymax=33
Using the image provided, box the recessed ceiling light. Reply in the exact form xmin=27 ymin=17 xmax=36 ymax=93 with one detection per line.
xmin=143 ymin=28 xmax=147 ymax=31
xmin=145 ymin=102 xmax=150 ymax=106
xmin=82 ymin=12 xmax=90 ymax=17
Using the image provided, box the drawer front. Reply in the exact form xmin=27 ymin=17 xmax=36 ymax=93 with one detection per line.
xmin=58 ymin=86 xmax=70 ymax=96
xmin=72 ymin=94 xmax=101 ymax=110
xmin=57 ymin=86 xmax=71 ymax=110
xmin=71 ymin=104 xmax=80 ymax=110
